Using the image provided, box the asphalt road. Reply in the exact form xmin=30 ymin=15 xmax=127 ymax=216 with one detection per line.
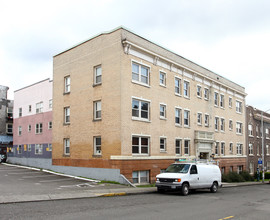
xmin=0 ymin=184 xmax=269 ymax=220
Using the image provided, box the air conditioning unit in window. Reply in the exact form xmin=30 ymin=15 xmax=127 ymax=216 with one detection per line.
xmin=96 ymin=150 xmax=102 ymax=155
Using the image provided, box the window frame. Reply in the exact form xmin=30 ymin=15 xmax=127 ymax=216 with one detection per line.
xmin=175 ymin=139 xmax=182 ymax=155
xmin=197 ymin=112 xmax=202 ymax=125
xmin=6 ymin=123 xmax=13 ymax=134
xmin=160 ymin=104 xmax=167 ymax=119
xmin=184 ymin=110 xmax=190 ymax=127
xmin=183 ymin=80 xmax=190 ymax=98
xmin=184 ymin=139 xmax=190 ymax=155
xmin=94 ymin=65 xmax=102 ymax=85
xmin=36 ymin=102 xmax=43 ymax=114
xmin=64 ymin=138 xmax=70 ymax=155
xmin=35 ymin=123 xmax=43 ymax=134
xmin=174 ymin=77 xmax=181 ymax=96
xmin=132 ymin=98 xmax=150 ymax=121
xmin=236 ymin=100 xmax=242 ymax=113
xmin=197 ymin=85 xmax=202 ymax=98
xmin=236 ymin=122 xmax=243 ymax=134
xmin=175 ymin=107 xmax=182 ymax=126
xmin=64 ymin=107 xmax=70 ymax=124
xmin=160 ymin=137 xmax=167 ymax=152
xmin=94 ymin=136 xmax=102 ymax=155
xmin=64 ymin=76 xmax=70 ymax=93
xmin=159 ymin=71 xmax=166 ymax=86
xmin=132 ymin=62 xmax=150 ymax=86
xmin=94 ymin=100 xmax=102 ymax=120
xmin=132 ymin=136 xmax=149 ymax=155
xmin=35 ymin=144 xmax=43 ymax=155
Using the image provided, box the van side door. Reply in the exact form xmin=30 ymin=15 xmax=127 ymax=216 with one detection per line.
xmin=189 ymin=165 xmax=199 ymax=188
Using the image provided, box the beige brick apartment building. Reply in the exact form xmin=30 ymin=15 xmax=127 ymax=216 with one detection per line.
xmin=53 ymin=27 xmax=246 ymax=184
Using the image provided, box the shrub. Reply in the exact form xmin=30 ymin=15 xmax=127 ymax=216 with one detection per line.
xmin=240 ymin=171 xmax=254 ymax=181
xmin=265 ymin=172 xmax=270 ymax=179
xmin=222 ymin=172 xmax=245 ymax=182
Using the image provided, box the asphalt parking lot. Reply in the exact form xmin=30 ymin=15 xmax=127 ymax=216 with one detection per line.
xmin=0 ymin=163 xmax=123 ymax=198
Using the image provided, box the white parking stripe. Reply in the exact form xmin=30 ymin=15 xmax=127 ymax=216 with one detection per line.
xmin=22 ymin=175 xmax=55 ymax=178
xmin=39 ymin=179 xmax=75 ymax=183
xmin=8 ymin=172 xmax=41 ymax=175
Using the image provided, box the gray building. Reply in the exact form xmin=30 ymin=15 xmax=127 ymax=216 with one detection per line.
xmin=0 ymin=85 xmax=13 ymax=157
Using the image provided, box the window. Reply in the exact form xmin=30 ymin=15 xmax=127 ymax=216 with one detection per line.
xmin=266 ymin=145 xmax=269 ymax=155
xmin=94 ymin=65 xmax=102 ymax=85
xmin=6 ymin=124 xmax=13 ymax=134
xmin=229 ymin=143 xmax=233 ymax=154
xmin=175 ymin=139 xmax=181 ymax=155
xmin=184 ymin=110 xmax=190 ymax=127
xmin=236 ymin=101 xmax=242 ymax=113
xmin=132 ymin=99 xmax=149 ymax=120
xmin=220 ymin=94 xmax=225 ymax=108
xmin=132 ymin=62 xmax=149 ymax=85
xmin=64 ymin=138 xmax=70 ymax=155
xmin=197 ymin=85 xmax=202 ymax=97
xmin=48 ymin=144 xmax=52 ymax=151
xmin=132 ymin=136 xmax=149 ymax=155
xmin=49 ymin=99 xmax=53 ymax=109
xmin=183 ymin=81 xmax=190 ymax=98
xmin=132 ymin=170 xmax=149 ymax=184
xmin=7 ymin=107 xmax=13 ymax=118
xmin=160 ymin=104 xmax=166 ymax=119
xmin=256 ymin=125 xmax=260 ymax=137
xmin=94 ymin=136 xmax=102 ymax=155
xmin=64 ymin=76 xmax=70 ymax=93
xmin=28 ymin=105 xmax=32 ymax=112
xmin=229 ymin=120 xmax=233 ymax=130
xmin=18 ymin=145 xmax=22 ymax=154
xmin=184 ymin=140 xmax=190 ymax=155
xmin=28 ymin=125 xmax=31 ymax=132
xmin=236 ymin=143 xmax=243 ymax=155
xmin=257 ymin=145 xmax=260 ymax=155
xmin=160 ymin=138 xmax=166 ymax=152
xmin=204 ymin=88 xmax=209 ymax=100
xmin=35 ymin=144 xmax=43 ymax=155
xmin=266 ymin=128 xmax=269 ymax=138
xmin=19 ymin=107 xmax=22 ymax=117
xmin=236 ymin=122 xmax=243 ymax=134
xmin=221 ymin=142 xmax=225 ymax=155
xmin=205 ymin=114 xmax=209 ymax=127
xmin=175 ymin=108 xmax=181 ymax=125
xmin=18 ymin=126 xmax=22 ymax=136
xmin=214 ymin=92 xmax=219 ymax=106
xmin=94 ymin=101 xmax=101 ymax=120
xmin=175 ymin=77 xmax=181 ymax=95
xmin=249 ymin=162 xmax=254 ymax=174
xmin=237 ymin=165 xmax=243 ymax=174
xmin=159 ymin=71 xmax=166 ymax=86
xmin=27 ymin=144 xmax=31 ymax=152
xmin=215 ymin=117 xmax=219 ymax=131
xmin=36 ymin=102 xmax=43 ymax=114
xmin=220 ymin=118 xmax=225 ymax=131
xmin=215 ymin=142 xmax=219 ymax=155
xmin=197 ymin=113 xmax=202 ymax=125
xmin=35 ymin=123 xmax=43 ymax=134
xmin=248 ymin=124 xmax=253 ymax=136
xmin=229 ymin=97 xmax=232 ymax=108
xmin=48 ymin=121 xmax=52 ymax=129
xmin=64 ymin=107 xmax=70 ymax=124
xmin=249 ymin=143 xmax=253 ymax=155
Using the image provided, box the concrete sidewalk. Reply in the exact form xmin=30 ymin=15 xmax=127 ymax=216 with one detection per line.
xmin=0 ymin=163 xmax=268 ymax=204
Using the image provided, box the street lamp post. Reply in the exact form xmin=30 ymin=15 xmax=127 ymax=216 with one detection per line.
xmin=261 ymin=109 xmax=270 ymax=183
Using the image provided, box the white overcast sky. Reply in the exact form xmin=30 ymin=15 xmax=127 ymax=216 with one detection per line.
xmin=1 ymin=0 xmax=270 ymax=111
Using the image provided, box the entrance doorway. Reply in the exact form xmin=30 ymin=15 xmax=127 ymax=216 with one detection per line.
xmin=199 ymin=152 xmax=209 ymax=159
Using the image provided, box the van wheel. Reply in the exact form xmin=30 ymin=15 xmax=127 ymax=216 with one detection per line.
xmin=210 ymin=182 xmax=218 ymax=193
xmin=181 ymin=183 xmax=189 ymax=196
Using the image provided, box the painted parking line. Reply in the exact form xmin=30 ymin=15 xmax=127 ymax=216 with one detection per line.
xmin=59 ymin=183 xmax=95 ymax=188
xmin=39 ymin=178 xmax=76 ymax=183
xmin=22 ymin=174 xmax=56 ymax=179
xmin=8 ymin=171 xmax=41 ymax=175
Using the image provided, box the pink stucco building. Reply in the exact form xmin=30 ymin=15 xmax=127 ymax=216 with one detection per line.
xmin=9 ymin=79 xmax=53 ymax=160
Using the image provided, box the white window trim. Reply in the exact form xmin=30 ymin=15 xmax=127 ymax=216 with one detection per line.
xmin=196 ymin=84 xmax=202 ymax=98
xmin=175 ymin=107 xmax=182 ymax=126
xmin=160 ymin=136 xmax=167 ymax=152
xmin=197 ymin=112 xmax=202 ymax=125
xmin=159 ymin=103 xmax=167 ymax=120
xmin=204 ymin=113 xmax=209 ymax=127
xmin=64 ymin=75 xmax=71 ymax=93
xmin=131 ymin=60 xmax=151 ymax=86
xmin=94 ymin=65 xmax=102 ymax=85
xmin=174 ymin=76 xmax=182 ymax=96
xmin=94 ymin=100 xmax=102 ymax=120
xmin=94 ymin=136 xmax=102 ymax=155
xmin=183 ymin=109 xmax=190 ymax=127
xmin=159 ymin=70 xmax=167 ymax=87
xmin=64 ymin=138 xmax=70 ymax=155
xmin=131 ymin=134 xmax=150 ymax=155
xmin=175 ymin=138 xmax=182 ymax=155
xmin=132 ymin=97 xmax=150 ymax=122
xmin=229 ymin=96 xmax=233 ymax=108
xmin=220 ymin=93 xmax=225 ymax=108
xmin=204 ymin=87 xmax=209 ymax=100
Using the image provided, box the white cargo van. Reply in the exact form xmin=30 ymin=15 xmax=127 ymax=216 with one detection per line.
xmin=155 ymin=160 xmax=222 ymax=196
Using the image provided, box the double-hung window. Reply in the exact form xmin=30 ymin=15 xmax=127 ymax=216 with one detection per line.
xmin=132 ymin=99 xmax=149 ymax=120
xmin=221 ymin=142 xmax=225 ymax=155
xmin=197 ymin=85 xmax=202 ymax=97
xmin=215 ymin=117 xmax=219 ymax=131
xmin=229 ymin=97 xmax=232 ymax=108
xmin=64 ymin=76 xmax=70 ymax=93
xmin=214 ymin=92 xmax=219 ymax=106
xmin=236 ymin=101 xmax=242 ymax=113
xmin=64 ymin=138 xmax=70 ymax=155
xmin=35 ymin=144 xmax=43 ymax=155
xmin=36 ymin=102 xmax=43 ymax=114
xmin=236 ymin=122 xmax=243 ymax=134
xmin=35 ymin=123 xmax=43 ymax=134
xmin=175 ymin=77 xmax=181 ymax=95
xmin=160 ymin=104 xmax=166 ymax=119
xmin=175 ymin=108 xmax=181 ymax=125
xmin=220 ymin=118 xmax=225 ymax=131
xmin=94 ymin=101 xmax=101 ymax=120
xmin=220 ymin=94 xmax=225 ymax=108
xmin=132 ymin=62 xmax=149 ymax=85
xmin=160 ymin=137 xmax=166 ymax=152
xmin=204 ymin=88 xmax=209 ymax=100
xmin=215 ymin=142 xmax=219 ymax=155
xmin=159 ymin=71 xmax=166 ymax=86
xmin=7 ymin=107 xmax=13 ymax=118
xmin=184 ymin=140 xmax=190 ymax=155
xmin=197 ymin=113 xmax=202 ymax=125
xmin=184 ymin=110 xmax=190 ymax=127
xmin=19 ymin=107 xmax=22 ymax=117
xmin=248 ymin=124 xmax=253 ymax=136
xmin=205 ymin=114 xmax=209 ymax=127
xmin=132 ymin=136 xmax=149 ymax=155
xmin=18 ymin=126 xmax=22 ymax=136
xmin=175 ymin=139 xmax=181 ymax=155
xmin=249 ymin=143 xmax=253 ymax=155
xmin=94 ymin=136 xmax=102 ymax=155
xmin=183 ymin=81 xmax=190 ymax=98
xmin=229 ymin=120 xmax=233 ymax=130
xmin=6 ymin=124 xmax=13 ymax=134
xmin=94 ymin=65 xmax=102 ymax=85
xmin=237 ymin=143 xmax=243 ymax=155
xmin=64 ymin=107 xmax=70 ymax=124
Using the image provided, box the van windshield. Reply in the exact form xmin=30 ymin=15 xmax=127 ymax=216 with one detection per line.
xmin=165 ymin=164 xmax=190 ymax=173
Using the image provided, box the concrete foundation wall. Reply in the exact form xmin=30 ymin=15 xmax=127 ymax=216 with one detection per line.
xmin=7 ymin=157 xmax=124 ymax=183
